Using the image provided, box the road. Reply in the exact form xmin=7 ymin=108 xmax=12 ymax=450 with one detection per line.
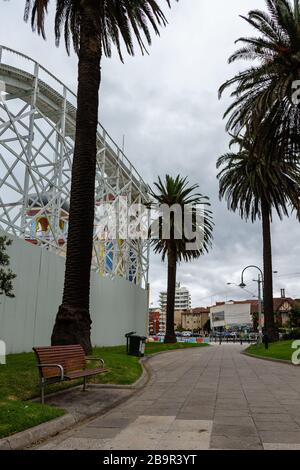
xmin=36 ymin=344 xmax=300 ymax=450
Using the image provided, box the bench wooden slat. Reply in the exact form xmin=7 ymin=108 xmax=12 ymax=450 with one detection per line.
xmin=33 ymin=345 xmax=86 ymax=378
xmin=65 ymin=368 xmax=108 ymax=380
xmin=33 ymin=345 xmax=108 ymax=403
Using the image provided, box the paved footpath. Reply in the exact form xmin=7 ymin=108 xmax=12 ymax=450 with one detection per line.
xmin=35 ymin=344 xmax=300 ymax=450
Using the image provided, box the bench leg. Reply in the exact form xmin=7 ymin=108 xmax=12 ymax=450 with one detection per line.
xmin=83 ymin=376 xmax=87 ymax=392
xmin=40 ymin=380 xmax=45 ymax=404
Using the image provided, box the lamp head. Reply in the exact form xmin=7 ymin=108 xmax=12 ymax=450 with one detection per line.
xmin=239 ymin=282 xmax=246 ymax=288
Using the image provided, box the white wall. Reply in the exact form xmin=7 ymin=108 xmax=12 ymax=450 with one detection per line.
xmin=210 ymin=302 xmax=251 ymax=329
xmin=0 ymin=231 xmax=148 ymax=353
xmin=224 ymin=303 xmax=251 ymax=326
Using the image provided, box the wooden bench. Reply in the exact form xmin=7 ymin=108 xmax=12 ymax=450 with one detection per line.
xmin=33 ymin=345 xmax=108 ymax=403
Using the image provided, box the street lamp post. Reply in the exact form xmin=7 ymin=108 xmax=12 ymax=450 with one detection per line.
xmin=227 ymin=282 xmax=256 ymax=299
xmin=255 ymin=274 xmax=263 ymax=341
xmin=239 ymin=265 xmax=264 ymax=343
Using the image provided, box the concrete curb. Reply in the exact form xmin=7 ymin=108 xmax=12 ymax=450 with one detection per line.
xmin=0 ymin=356 xmax=151 ymax=451
xmin=0 ymin=414 xmax=76 ymax=450
xmin=242 ymin=350 xmax=298 ymax=366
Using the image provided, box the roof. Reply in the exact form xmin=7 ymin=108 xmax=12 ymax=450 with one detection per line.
xmin=211 ymin=298 xmax=300 ymax=314
xmin=249 ymin=298 xmax=300 ymax=314
xmin=192 ymin=307 xmax=210 ymax=314
xmin=213 ymin=300 xmax=252 ymax=307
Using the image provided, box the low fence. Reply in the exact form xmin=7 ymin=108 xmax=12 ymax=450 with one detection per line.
xmin=210 ymin=336 xmax=258 ymax=344
xmin=150 ymin=336 xmax=210 ymax=344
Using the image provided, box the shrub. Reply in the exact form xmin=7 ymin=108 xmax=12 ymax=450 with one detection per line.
xmin=282 ymin=328 xmax=300 ymax=340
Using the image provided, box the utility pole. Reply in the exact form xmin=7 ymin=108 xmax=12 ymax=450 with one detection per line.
xmin=255 ymin=274 xmax=263 ymax=343
xmin=240 ymin=265 xmax=264 ymax=344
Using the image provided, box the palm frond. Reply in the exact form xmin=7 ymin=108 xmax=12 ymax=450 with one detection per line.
xmin=220 ymin=0 xmax=300 ymax=140
xmin=24 ymin=0 xmax=178 ymax=58
xmin=217 ymin=131 xmax=300 ymax=222
xmin=149 ymin=175 xmax=213 ymax=262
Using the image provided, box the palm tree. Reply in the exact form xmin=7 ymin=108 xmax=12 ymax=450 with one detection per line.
xmin=149 ymin=175 xmax=213 ymax=343
xmin=217 ymin=133 xmax=300 ymax=341
xmin=219 ymin=0 xmax=300 ymax=142
xmin=24 ymin=0 xmax=178 ymax=352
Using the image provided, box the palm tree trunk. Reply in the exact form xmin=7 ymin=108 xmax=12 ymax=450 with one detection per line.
xmin=51 ymin=4 xmax=101 ymax=353
xmin=261 ymin=195 xmax=277 ymax=342
xmin=164 ymin=243 xmax=177 ymax=343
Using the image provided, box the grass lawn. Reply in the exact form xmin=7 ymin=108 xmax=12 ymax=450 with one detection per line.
xmin=245 ymin=340 xmax=295 ymax=362
xmin=0 ymin=341 xmax=207 ymax=439
xmin=145 ymin=341 xmax=209 ymax=355
xmin=0 ymin=401 xmax=64 ymax=439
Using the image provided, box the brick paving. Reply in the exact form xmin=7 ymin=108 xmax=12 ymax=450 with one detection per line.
xmin=35 ymin=344 xmax=300 ymax=450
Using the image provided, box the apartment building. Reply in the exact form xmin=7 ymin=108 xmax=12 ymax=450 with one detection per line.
xmin=148 ymin=308 xmax=161 ymax=335
xmin=159 ymin=283 xmax=191 ymax=332
xmin=174 ymin=307 xmax=210 ymax=331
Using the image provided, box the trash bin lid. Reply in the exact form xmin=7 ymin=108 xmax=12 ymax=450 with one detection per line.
xmin=125 ymin=331 xmax=136 ymax=337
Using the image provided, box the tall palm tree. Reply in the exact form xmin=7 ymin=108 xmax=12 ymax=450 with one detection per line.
xmin=24 ymin=0 xmax=177 ymax=352
xmin=219 ymin=0 xmax=300 ymax=142
xmin=217 ymin=133 xmax=300 ymax=341
xmin=149 ymin=175 xmax=213 ymax=343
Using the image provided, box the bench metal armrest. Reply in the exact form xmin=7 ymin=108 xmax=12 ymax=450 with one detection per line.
xmin=85 ymin=356 xmax=105 ymax=367
xmin=37 ymin=363 xmax=64 ymax=381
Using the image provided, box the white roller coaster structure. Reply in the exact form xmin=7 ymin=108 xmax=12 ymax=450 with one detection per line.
xmin=0 ymin=45 xmax=149 ymax=288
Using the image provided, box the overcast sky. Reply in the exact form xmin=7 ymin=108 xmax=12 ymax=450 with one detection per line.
xmin=1 ymin=0 xmax=300 ymax=307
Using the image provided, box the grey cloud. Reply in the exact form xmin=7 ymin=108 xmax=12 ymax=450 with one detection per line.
xmin=1 ymin=0 xmax=299 ymax=308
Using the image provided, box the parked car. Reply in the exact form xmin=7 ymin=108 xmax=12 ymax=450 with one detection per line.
xmin=249 ymin=333 xmax=258 ymax=340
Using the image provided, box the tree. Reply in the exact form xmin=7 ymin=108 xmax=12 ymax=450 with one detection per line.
xmin=217 ymin=0 xmax=300 ymax=341
xmin=0 ymin=236 xmax=16 ymax=298
xmin=203 ymin=318 xmax=211 ymax=334
xmin=217 ymin=133 xmax=300 ymax=341
xmin=24 ymin=0 xmax=178 ymax=353
xmin=251 ymin=312 xmax=259 ymax=332
xmin=149 ymin=175 xmax=213 ymax=343
xmin=289 ymin=305 xmax=300 ymax=327
xmin=176 ymin=324 xmax=184 ymax=333
xmin=219 ymin=0 xmax=300 ymax=145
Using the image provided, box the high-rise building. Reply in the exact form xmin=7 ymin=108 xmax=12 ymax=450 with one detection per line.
xmin=159 ymin=283 xmax=191 ymax=332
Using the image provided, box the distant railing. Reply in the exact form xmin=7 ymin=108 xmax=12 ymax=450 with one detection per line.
xmin=210 ymin=335 xmax=258 ymax=345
